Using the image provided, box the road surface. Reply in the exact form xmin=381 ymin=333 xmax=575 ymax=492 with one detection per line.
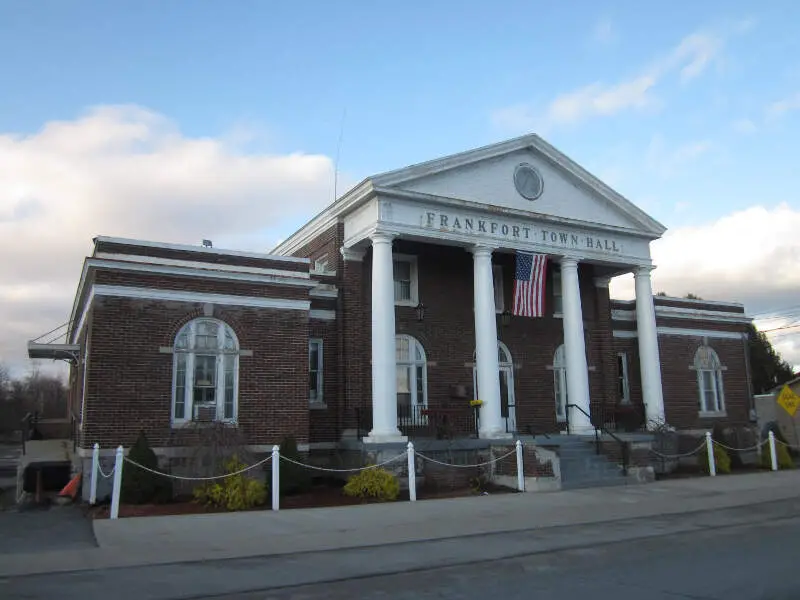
xmin=2 ymin=500 xmax=797 ymax=600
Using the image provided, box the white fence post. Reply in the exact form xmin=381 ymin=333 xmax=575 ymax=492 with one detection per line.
xmin=705 ymin=431 xmax=716 ymax=477
xmin=769 ymin=431 xmax=778 ymax=471
xmin=515 ymin=440 xmax=525 ymax=492
xmin=110 ymin=445 xmax=124 ymax=519
xmin=90 ymin=443 xmax=99 ymax=505
xmin=271 ymin=445 xmax=280 ymax=511
xmin=407 ymin=442 xmax=417 ymax=502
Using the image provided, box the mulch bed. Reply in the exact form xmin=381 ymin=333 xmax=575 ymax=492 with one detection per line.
xmin=87 ymin=480 xmax=518 ymax=519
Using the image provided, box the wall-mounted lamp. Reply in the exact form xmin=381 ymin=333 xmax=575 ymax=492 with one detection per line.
xmin=501 ymin=309 xmax=512 ymax=327
xmin=415 ymin=302 xmax=426 ymax=322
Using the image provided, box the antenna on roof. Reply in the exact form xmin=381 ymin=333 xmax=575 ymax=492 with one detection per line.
xmin=333 ymin=107 xmax=346 ymax=202
xmin=202 ymin=239 xmax=213 ymax=248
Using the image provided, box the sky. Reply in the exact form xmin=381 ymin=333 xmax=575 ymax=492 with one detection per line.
xmin=2 ymin=0 xmax=800 ymax=377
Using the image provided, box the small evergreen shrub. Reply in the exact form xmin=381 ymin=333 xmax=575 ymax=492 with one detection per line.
xmin=343 ymin=467 xmax=399 ymax=502
xmin=193 ymin=455 xmax=267 ymax=511
xmin=279 ymin=436 xmax=312 ymax=496
xmin=699 ymin=441 xmax=731 ymax=475
xmin=121 ymin=431 xmax=173 ymax=504
xmin=760 ymin=442 xmax=795 ymax=470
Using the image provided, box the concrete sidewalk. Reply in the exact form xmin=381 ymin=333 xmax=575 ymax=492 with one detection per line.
xmin=2 ymin=470 xmax=799 ymax=578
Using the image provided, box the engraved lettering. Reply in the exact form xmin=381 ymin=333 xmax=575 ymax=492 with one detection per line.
xmin=512 ymin=226 xmax=520 ymax=237
xmin=426 ymin=212 xmax=436 ymax=227
xmin=559 ymin=232 xmax=569 ymax=244
xmin=479 ymin=220 xmax=487 ymax=232
xmin=491 ymin=222 xmax=498 ymax=234
xmin=571 ymin=234 xmax=579 ymax=245
xmin=440 ymin=215 xmax=449 ymax=228
xmin=453 ymin=217 xmax=461 ymax=229
xmin=465 ymin=218 xmax=474 ymax=231
xmin=550 ymin=232 xmax=558 ymax=243
xmin=501 ymin=224 xmax=509 ymax=235
xmin=523 ymin=227 xmax=531 ymax=239
xmin=586 ymin=238 xmax=594 ymax=249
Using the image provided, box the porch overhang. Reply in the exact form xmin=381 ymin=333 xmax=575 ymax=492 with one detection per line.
xmin=27 ymin=341 xmax=80 ymax=364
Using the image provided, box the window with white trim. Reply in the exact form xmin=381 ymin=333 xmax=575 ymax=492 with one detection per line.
xmin=396 ymin=334 xmax=427 ymax=420
xmin=552 ymin=268 xmax=563 ymax=315
xmin=172 ymin=318 xmax=239 ymax=424
xmin=693 ymin=345 xmax=726 ymax=415
xmin=493 ymin=264 xmax=504 ymax=313
xmin=393 ymin=254 xmax=418 ymax=306
xmin=553 ymin=344 xmax=568 ymax=421
xmin=618 ymin=352 xmax=630 ymax=404
xmin=309 ymin=339 xmax=323 ymax=404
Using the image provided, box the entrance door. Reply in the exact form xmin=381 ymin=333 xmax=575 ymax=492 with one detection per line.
xmin=473 ymin=341 xmax=517 ymax=434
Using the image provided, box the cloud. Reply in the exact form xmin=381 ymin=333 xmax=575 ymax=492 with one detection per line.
xmin=645 ymin=136 xmax=714 ymax=178
xmin=732 ymin=118 xmax=758 ymax=134
xmin=592 ymin=18 xmax=617 ymax=45
xmin=610 ymin=203 xmax=800 ymax=368
xmin=0 ymin=105 xmax=344 ymax=376
xmin=491 ymin=22 xmax=747 ymax=133
xmin=766 ymin=92 xmax=800 ymax=120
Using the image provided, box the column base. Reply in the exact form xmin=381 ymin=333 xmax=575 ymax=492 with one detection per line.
xmin=478 ymin=429 xmax=514 ymax=440
xmin=362 ymin=433 xmax=408 ymax=444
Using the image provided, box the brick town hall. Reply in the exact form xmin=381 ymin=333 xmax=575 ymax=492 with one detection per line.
xmin=29 ymin=133 xmax=755 ymax=492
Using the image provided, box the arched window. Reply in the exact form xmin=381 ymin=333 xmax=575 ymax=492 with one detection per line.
xmin=553 ymin=344 xmax=568 ymax=422
xmin=694 ymin=345 xmax=725 ymax=414
xmin=396 ymin=335 xmax=427 ymax=419
xmin=173 ymin=318 xmax=239 ymax=424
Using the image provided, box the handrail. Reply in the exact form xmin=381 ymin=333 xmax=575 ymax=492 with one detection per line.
xmin=565 ymin=403 xmax=630 ymax=476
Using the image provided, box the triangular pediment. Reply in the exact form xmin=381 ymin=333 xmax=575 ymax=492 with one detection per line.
xmin=370 ymin=134 xmax=665 ymax=237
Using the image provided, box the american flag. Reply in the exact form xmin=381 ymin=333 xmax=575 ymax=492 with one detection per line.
xmin=513 ymin=251 xmax=548 ymax=317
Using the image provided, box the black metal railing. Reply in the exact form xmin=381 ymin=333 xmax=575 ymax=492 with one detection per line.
xmin=355 ymin=403 xmax=480 ymax=440
xmin=565 ymin=403 xmax=630 ymax=475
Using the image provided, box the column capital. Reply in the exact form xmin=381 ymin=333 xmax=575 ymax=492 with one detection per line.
xmin=634 ymin=264 xmax=656 ymax=278
xmin=468 ymin=244 xmax=496 ymax=258
xmin=369 ymin=232 xmax=395 ymax=245
xmin=593 ymin=276 xmax=611 ymax=288
xmin=558 ymin=256 xmax=580 ymax=270
xmin=340 ymin=246 xmax=366 ymax=262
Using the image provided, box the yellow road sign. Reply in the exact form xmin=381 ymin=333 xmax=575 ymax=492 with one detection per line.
xmin=777 ymin=385 xmax=800 ymax=417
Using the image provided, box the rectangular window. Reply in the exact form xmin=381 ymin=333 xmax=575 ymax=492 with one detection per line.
xmin=309 ymin=339 xmax=323 ymax=404
xmin=493 ymin=264 xmax=504 ymax=313
xmin=193 ymin=354 xmax=216 ymax=405
xmin=617 ymin=352 xmax=630 ymax=404
xmin=223 ymin=354 xmax=235 ymax=419
xmin=174 ymin=353 xmax=187 ymax=420
xmin=552 ymin=269 xmax=563 ymax=315
xmin=392 ymin=254 xmax=418 ymax=305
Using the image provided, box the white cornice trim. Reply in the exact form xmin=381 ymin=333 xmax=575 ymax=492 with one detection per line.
xmin=310 ymin=309 xmax=336 ymax=321
xmin=374 ymin=187 xmax=660 ymax=241
xmin=612 ymin=307 xmax=750 ymax=325
xmin=614 ymin=328 xmax=744 ymax=340
xmin=270 ymin=181 xmax=374 ymax=256
xmin=71 ymin=287 xmax=96 ymax=344
xmin=310 ymin=285 xmax=339 ymax=298
xmin=95 ymin=236 xmax=308 ymax=263
xmin=68 ymin=260 xmax=91 ymax=343
xmin=86 ymin=259 xmax=317 ymax=288
xmin=92 ymin=285 xmax=311 ymax=311
xmin=612 ymin=296 xmax=745 ymax=308
xmin=95 ymin=253 xmax=309 ymax=279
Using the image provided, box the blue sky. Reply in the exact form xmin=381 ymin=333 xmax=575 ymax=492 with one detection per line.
xmin=2 ymin=0 xmax=800 ymax=372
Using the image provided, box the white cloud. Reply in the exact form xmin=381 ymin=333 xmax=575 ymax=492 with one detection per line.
xmin=732 ymin=118 xmax=758 ymax=134
xmin=0 ymin=105 xmax=345 ymax=376
xmin=610 ymin=203 xmax=800 ymax=367
xmin=592 ymin=18 xmax=617 ymax=45
xmin=645 ymin=136 xmax=714 ymax=178
xmin=491 ymin=23 xmax=743 ymax=133
xmin=766 ymin=92 xmax=800 ymax=120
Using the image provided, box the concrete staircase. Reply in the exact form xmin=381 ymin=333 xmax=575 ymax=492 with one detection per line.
xmin=555 ymin=435 xmax=627 ymax=490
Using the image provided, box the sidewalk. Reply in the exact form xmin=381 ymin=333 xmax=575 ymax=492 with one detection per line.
xmin=2 ymin=470 xmax=800 ymax=578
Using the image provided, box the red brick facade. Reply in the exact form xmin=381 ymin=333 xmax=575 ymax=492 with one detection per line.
xmin=67 ymin=230 xmax=754 ymax=453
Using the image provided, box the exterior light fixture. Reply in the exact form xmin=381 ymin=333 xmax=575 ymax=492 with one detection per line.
xmin=415 ymin=302 xmax=426 ymax=322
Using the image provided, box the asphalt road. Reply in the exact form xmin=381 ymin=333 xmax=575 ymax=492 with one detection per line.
xmin=3 ymin=503 xmax=798 ymax=600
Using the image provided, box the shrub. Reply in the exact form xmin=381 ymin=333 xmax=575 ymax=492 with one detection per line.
xmin=698 ymin=441 xmax=731 ymax=475
xmin=121 ymin=431 xmax=173 ymax=504
xmin=343 ymin=467 xmax=399 ymax=502
xmin=760 ymin=442 xmax=795 ymax=470
xmin=279 ymin=436 xmax=312 ymax=496
xmin=193 ymin=454 xmax=267 ymax=511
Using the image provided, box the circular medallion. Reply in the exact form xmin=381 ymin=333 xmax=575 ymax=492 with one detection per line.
xmin=513 ymin=163 xmax=544 ymax=200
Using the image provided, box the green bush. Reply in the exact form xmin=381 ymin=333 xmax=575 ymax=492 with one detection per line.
xmin=193 ymin=454 xmax=267 ymax=511
xmin=698 ymin=441 xmax=731 ymax=475
xmin=760 ymin=442 xmax=795 ymax=470
xmin=279 ymin=436 xmax=312 ymax=496
xmin=343 ymin=467 xmax=400 ymax=502
xmin=121 ymin=431 xmax=173 ymax=504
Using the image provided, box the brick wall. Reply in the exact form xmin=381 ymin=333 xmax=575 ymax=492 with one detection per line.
xmin=81 ymin=296 xmax=310 ymax=449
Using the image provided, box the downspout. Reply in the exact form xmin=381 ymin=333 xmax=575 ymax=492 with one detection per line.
xmin=742 ymin=330 xmax=756 ymax=422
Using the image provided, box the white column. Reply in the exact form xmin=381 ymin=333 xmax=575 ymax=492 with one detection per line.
xmin=560 ymin=257 xmax=593 ymax=432
xmin=365 ymin=232 xmax=405 ymax=443
xmin=634 ymin=265 xmax=666 ymax=428
xmin=471 ymin=245 xmax=507 ymax=438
